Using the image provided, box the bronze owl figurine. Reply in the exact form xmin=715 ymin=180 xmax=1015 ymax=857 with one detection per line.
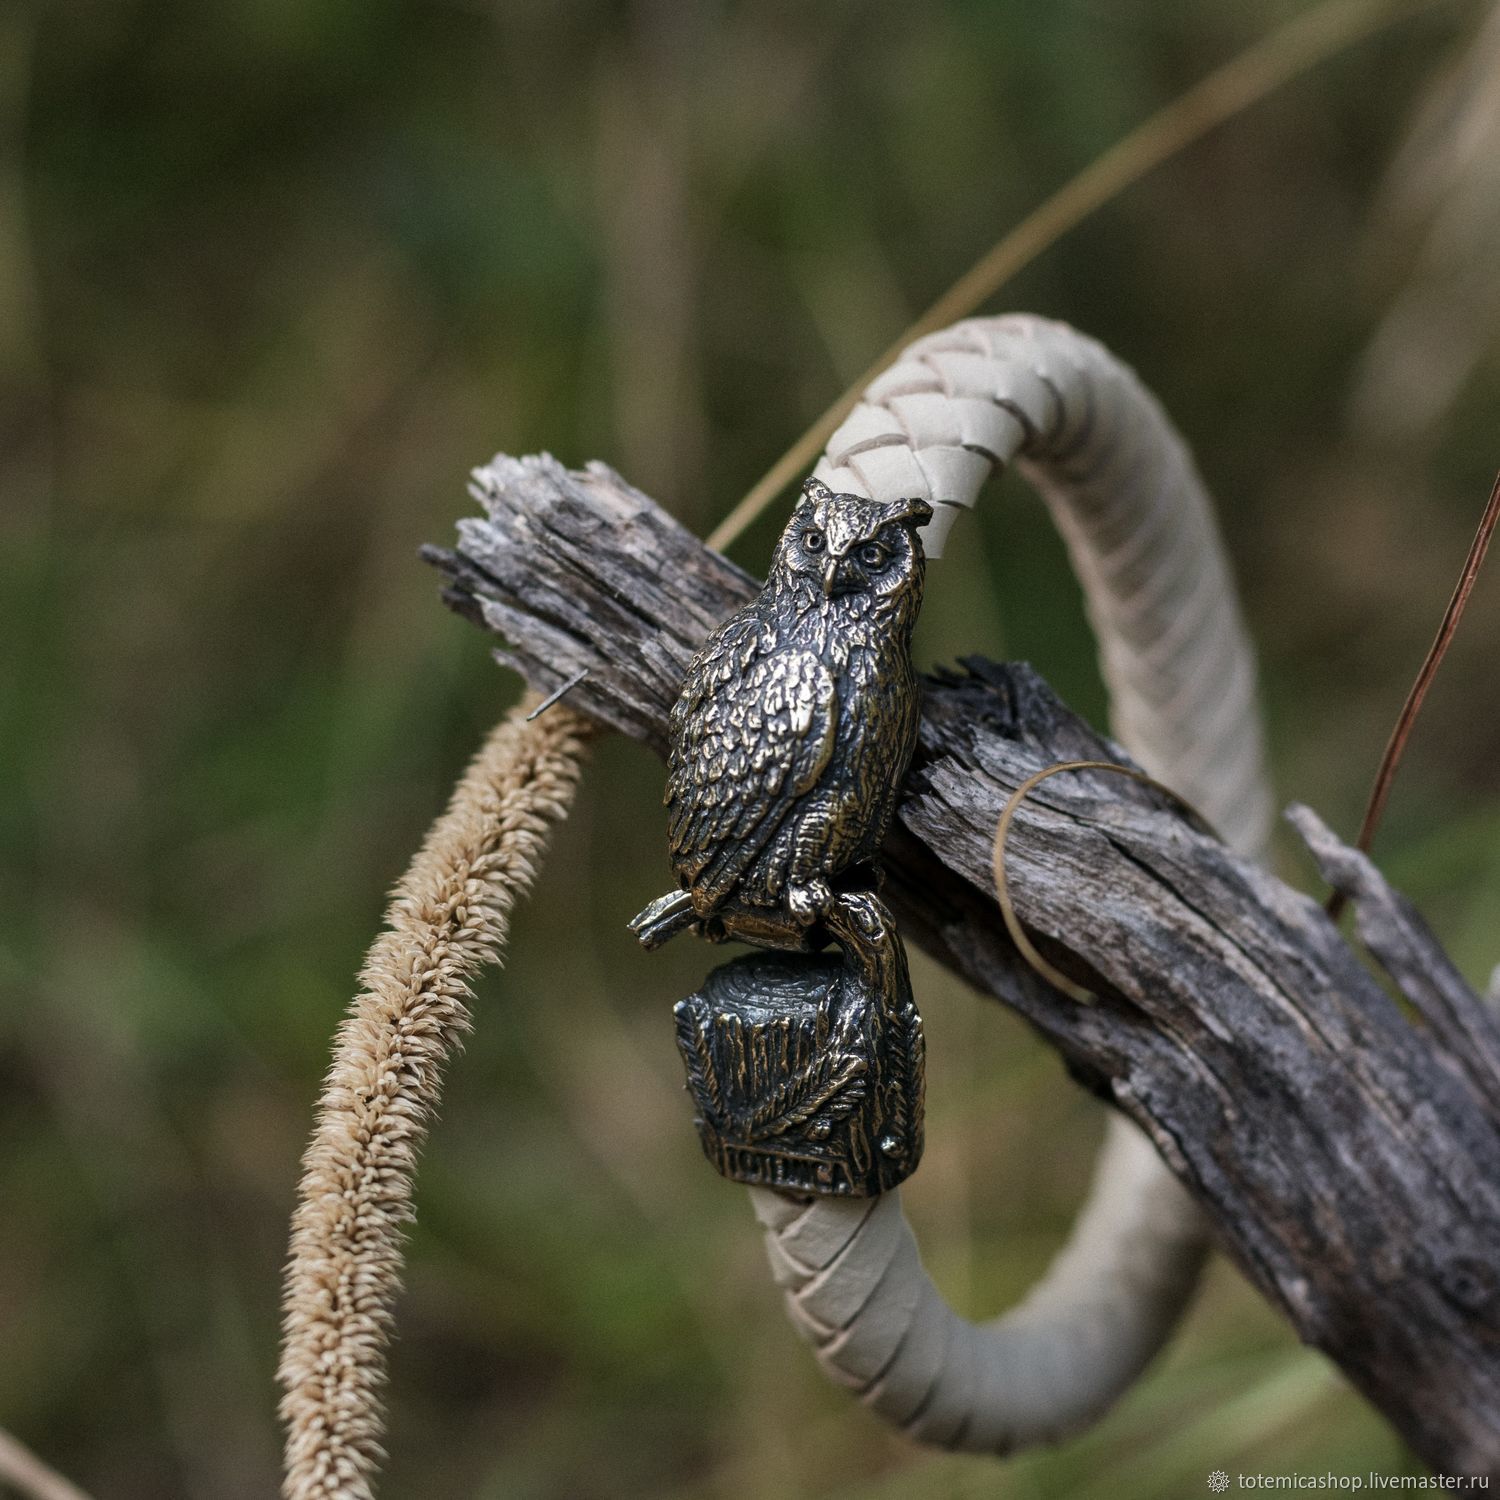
xmin=630 ymin=478 xmax=932 ymax=950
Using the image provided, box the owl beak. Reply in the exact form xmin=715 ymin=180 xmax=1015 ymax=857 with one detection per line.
xmin=822 ymin=558 xmax=859 ymax=597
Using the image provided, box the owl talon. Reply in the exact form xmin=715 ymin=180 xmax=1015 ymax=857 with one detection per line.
xmin=628 ymin=889 xmax=699 ymax=950
xmin=787 ymin=880 xmax=833 ymax=925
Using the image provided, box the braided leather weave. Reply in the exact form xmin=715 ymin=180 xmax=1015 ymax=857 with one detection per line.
xmin=752 ymin=313 xmax=1273 ymax=1451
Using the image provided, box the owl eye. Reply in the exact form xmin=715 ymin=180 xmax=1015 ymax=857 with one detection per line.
xmin=858 ymin=542 xmax=888 ymax=569
xmin=802 ymin=529 xmax=825 ymax=553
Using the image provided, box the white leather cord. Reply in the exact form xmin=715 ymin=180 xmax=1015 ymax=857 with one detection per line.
xmin=749 ymin=1116 xmax=1208 ymax=1451
xmin=749 ymin=314 xmax=1273 ymax=1452
xmin=813 ymin=314 xmax=1271 ymax=853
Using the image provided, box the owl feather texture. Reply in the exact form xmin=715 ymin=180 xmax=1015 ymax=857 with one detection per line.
xmin=630 ymin=478 xmax=932 ymax=950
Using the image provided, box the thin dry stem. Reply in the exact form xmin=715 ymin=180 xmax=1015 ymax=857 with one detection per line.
xmin=0 ymin=1428 xmax=96 ymax=1500
xmin=1327 ymin=468 xmax=1500 ymax=918
xmin=1348 ymin=3 xmax=1500 ymax=444
xmin=707 ymin=0 xmax=1456 ymax=553
xmin=991 ymin=759 xmax=1220 ymax=1006
xmin=278 ymin=699 xmax=593 ymax=1500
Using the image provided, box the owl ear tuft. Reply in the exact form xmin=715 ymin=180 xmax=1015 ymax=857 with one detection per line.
xmin=882 ymin=495 xmax=935 ymax=528
xmin=800 ymin=476 xmax=834 ymax=505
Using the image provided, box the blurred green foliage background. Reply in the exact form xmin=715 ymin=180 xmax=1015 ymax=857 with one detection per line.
xmin=3 ymin=0 xmax=1499 ymax=1495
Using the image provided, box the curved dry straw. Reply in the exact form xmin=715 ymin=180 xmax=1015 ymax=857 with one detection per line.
xmin=992 ymin=759 xmax=1221 ymax=1006
xmin=0 ymin=1427 xmax=96 ymax=1500
xmin=278 ymin=699 xmax=592 ymax=1500
xmin=707 ymin=0 xmax=1457 ymax=555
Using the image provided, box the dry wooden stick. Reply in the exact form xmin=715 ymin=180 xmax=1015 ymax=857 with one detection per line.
xmin=427 ymin=453 xmax=1500 ymax=1477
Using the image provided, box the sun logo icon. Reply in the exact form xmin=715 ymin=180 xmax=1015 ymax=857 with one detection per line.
xmin=1208 ymin=1472 xmax=1230 ymax=1494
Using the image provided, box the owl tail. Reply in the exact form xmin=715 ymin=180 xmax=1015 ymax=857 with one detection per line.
xmin=627 ymin=889 xmax=698 ymax=950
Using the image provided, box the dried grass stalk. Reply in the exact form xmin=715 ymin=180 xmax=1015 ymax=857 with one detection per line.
xmin=1348 ymin=3 xmax=1500 ymax=445
xmin=278 ymin=699 xmax=592 ymax=1500
xmin=0 ymin=1427 xmax=97 ymax=1500
xmin=708 ymin=0 xmax=1449 ymax=552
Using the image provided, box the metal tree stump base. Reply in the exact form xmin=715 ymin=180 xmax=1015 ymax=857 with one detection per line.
xmin=673 ymin=890 xmax=924 ymax=1197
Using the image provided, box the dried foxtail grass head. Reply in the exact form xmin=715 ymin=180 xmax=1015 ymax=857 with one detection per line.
xmin=278 ymin=698 xmax=592 ymax=1500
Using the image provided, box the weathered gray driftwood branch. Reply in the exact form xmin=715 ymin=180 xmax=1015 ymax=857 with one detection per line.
xmin=424 ymin=454 xmax=1500 ymax=1477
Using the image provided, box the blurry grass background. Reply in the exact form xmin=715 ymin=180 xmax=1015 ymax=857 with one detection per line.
xmin=3 ymin=0 xmax=1500 ymax=1496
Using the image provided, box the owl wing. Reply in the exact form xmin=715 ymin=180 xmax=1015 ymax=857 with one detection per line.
xmin=667 ymin=629 xmax=838 ymax=912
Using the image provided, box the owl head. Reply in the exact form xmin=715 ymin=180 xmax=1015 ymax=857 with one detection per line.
xmin=770 ymin=478 xmax=933 ymax=628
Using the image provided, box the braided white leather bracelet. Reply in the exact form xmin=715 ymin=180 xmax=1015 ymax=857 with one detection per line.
xmin=752 ymin=314 xmax=1272 ymax=1450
